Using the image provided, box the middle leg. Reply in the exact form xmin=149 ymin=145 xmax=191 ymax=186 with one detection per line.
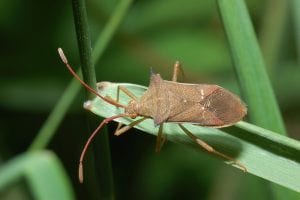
xmin=114 ymin=85 xmax=139 ymax=132
xmin=155 ymin=123 xmax=166 ymax=152
xmin=114 ymin=117 xmax=147 ymax=136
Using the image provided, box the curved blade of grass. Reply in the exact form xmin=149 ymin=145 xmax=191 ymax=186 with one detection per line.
xmin=216 ymin=0 xmax=299 ymax=198
xmin=259 ymin=0 xmax=289 ymax=69
xmin=83 ymin=82 xmax=300 ymax=193
xmin=217 ymin=0 xmax=286 ymax=134
xmin=0 ymin=151 xmax=74 ymax=200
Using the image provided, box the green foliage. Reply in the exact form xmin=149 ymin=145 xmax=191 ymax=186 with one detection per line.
xmin=217 ymin=0 xmax=299 ymax=198
xmin=0 ymin=151 xmax=74 ymax=200
xmin=217 ymin=0 xmax=285 ymax=133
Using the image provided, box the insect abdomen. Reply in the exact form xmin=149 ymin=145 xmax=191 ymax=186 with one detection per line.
xmin=165 ymin=83 xmax=247 ymax=127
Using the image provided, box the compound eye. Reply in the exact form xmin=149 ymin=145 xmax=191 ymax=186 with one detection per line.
xmin=130 ymin=113 xmax=137 ymax=119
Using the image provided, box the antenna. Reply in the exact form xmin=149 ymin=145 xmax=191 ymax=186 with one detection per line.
xmin=58 ymin=48 xmax=125 ymax=108
xmin=78 ymin=113 xmax=129 ymax=183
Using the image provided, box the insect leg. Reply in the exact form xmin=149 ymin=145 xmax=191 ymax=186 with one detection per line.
xmin=178 ymin=124 xmax=247 ymax=172
xmin=114 ymin=85 xmax=140 ymax=130
xmin=114 ymin=122 xmax=123 ymax=134
xmin=114 ymin=117 xmax=147 ymax=136
xmin=58 ymin=48 xmax=125 ymax=108
xmin=155 ymin=123 xmax=166 ymax=152
xmin=172 ymin=61 xmax=185 ymax=82
xmin=117 ymin=85 xmax=138 ymax=102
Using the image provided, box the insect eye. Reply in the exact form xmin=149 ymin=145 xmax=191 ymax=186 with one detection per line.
xmin=130 ymin=114 xmax=137 ymax=119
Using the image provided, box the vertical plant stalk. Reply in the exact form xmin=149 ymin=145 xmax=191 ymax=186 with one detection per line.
xmin=28 ymin=0 xmax=133 ymax=150
xmin=72 ymin=0 xmax=95 ymax=94
xmin=71 ymin=0 xmax=114 ymax=199
xmin=217 ymin=0 xmax=299 ymax=199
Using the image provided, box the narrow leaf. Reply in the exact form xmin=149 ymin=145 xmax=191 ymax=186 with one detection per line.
xmin=217 ymin=0 xmax=286 ymax=133
xmin=0 ymin=151 xmax=74 ymax=200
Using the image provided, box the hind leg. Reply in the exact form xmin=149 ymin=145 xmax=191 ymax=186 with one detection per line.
xmin=178 ymin=124 xmax=247 ymax=172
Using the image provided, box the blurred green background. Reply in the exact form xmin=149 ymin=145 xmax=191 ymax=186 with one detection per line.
xmin=0 ymin=0 xmax=299 ymax=199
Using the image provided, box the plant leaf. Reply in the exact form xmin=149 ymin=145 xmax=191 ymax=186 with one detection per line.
xmin=0 ymin=151 xmax=74 ymax=200
xmin=217 ymin=0 xmax=286 ymax=134
xmin=216 ymin=0 xmax=298 ymax=198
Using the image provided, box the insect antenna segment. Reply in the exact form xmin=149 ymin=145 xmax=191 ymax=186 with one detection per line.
xmin=78 ymin=113 xmax=129 ymax=183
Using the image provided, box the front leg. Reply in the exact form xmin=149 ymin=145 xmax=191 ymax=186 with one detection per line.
xmin=115 ymin=85 xmax=139 ymax=135
xmin=116 ymin=85 xmax=138 ymax=102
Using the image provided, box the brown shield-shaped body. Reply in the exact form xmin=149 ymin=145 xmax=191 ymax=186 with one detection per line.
xmin=137 ymin=73 xmax=247 ymax=127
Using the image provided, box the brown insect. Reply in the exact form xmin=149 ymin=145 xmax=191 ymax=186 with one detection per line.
xmin=58 ymin=48 xmax=247 ymax=183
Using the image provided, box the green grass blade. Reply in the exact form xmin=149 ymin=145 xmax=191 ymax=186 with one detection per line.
xmin=28 ymin=79 xmax=80 ymax=151
xmin=72 ymin=0 xmax=96 ymax=95
xmin=0 ymin=151 xmax=74 ymax=200
xmin=259 ymin=0 xmax=289 ymax=69
xmin=217 ymin=0 xmax=298 ymax=197
xmin=83 ymin=82 xmax=300 ymax=193
xmin=216 ymin=0 xmax=286 ymax=134
xmin=93 ymin=0 xmax=134 ymax=63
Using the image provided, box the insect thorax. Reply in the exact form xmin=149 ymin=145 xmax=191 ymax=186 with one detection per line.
xmin=125 ymin=100 xmax=139 ymax=118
